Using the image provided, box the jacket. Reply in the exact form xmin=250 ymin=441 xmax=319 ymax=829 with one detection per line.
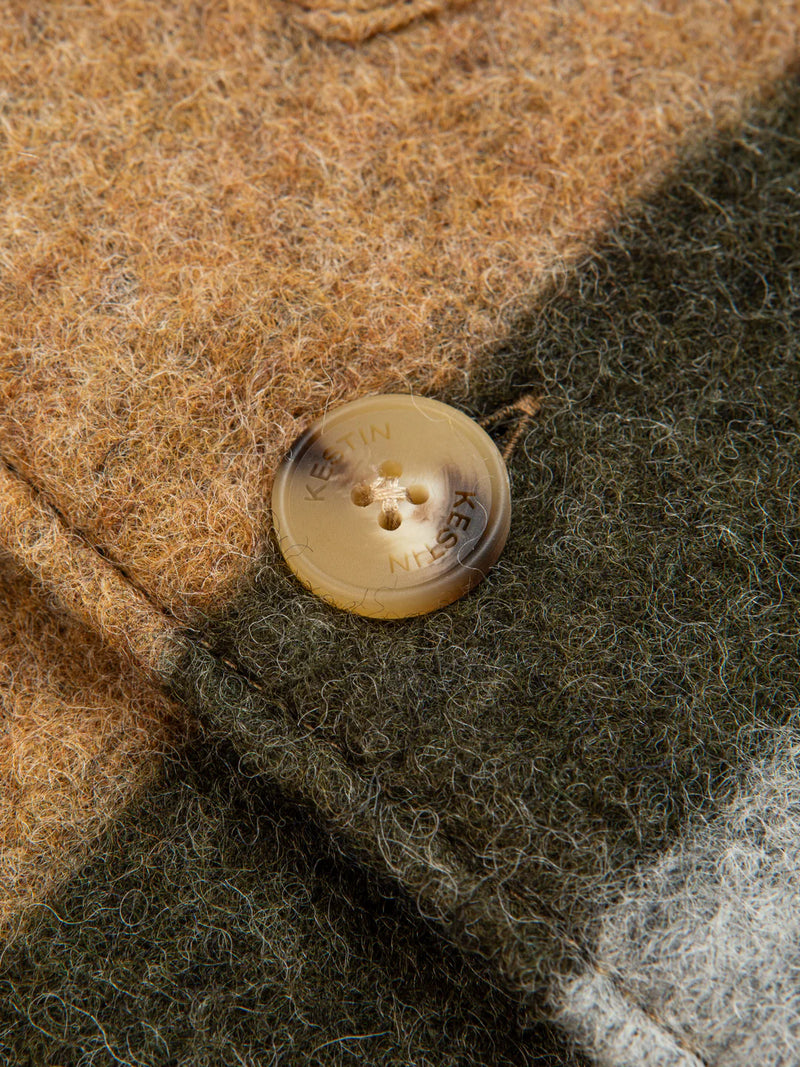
xmin=1 ymin=3 xmax=799 ymax=1064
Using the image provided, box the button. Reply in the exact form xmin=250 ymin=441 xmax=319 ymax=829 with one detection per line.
xmin=271 ymin=394 xmax=511 ymax=618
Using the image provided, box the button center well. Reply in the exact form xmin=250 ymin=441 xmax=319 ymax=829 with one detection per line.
xmin=350 ymin=461 xmax=430 ymax=532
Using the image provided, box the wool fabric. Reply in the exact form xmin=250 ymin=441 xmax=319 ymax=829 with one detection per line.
xmin=1 ymin=5 xmax=800 ymax=1065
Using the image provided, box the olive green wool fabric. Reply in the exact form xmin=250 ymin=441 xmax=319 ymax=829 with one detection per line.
xmin=1 ymin=739 xmax=574 ymax=1067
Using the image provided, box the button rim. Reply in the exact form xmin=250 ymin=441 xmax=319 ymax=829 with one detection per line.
xmin=271 ymin=394 xmax=511 ymax=619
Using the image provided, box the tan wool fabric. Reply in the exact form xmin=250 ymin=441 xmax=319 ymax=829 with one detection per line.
xmin=0 ymin=460 xmax=178 ymax=672
xmin=1 ymin=0 xmax=797 ymax=638
xmin=0 ymin=551 xmax=186 ymax=936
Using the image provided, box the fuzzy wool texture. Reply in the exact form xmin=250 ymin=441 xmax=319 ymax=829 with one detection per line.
xmin=0 ymin=460 xmax=176 ymax=672
xmin=558 ymin=741 xmax=800 ymax=1066
xmin=3 ymin=0 xmax=794 ymax=965
xmin=170 ymin=82 xmax=800 ymax=1025
xmin=0 ymin=739 xmax=583 ymax=1066
xmin=551 ymin=970 xmax=704 ymax=1067
xmin=0 ymin=0 xmax=796 ymax=628
xmin=0 ymin=552 xmax=184 ymax=939
xmin=0 ymin=11 xmax=799 ymax=1063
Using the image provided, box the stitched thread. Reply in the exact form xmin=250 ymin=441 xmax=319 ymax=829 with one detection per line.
xmin=479 ymin=393 xmax=544 ymax=462
xmin=289 ymin=0 xmax=467 ymax=44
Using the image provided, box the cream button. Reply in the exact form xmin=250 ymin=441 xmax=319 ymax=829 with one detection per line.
xmin=271 ymin=394 xmax=511 ymax=619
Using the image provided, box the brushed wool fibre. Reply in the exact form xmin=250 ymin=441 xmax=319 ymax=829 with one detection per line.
xmin=556 ymin=740 xmax=800 ymax=1066
xmin=157 ymin=80 xmax=800 ymax=1049
xmin=0 ymin=738 xmax=582 ymax=1066
xmin=0 ymin=17 xmax=799 ymax=1067
xmin=0 ymin=552 xmax=184 ymax=938
xmin=0 ymin=0 xmax=794 ymax=622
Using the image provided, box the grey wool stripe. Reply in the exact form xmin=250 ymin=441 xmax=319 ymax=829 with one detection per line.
xmin=554 ymin=739 xmax=800 ymax=1066
xmin=552 ymin=970 xmax=705 ymax=1067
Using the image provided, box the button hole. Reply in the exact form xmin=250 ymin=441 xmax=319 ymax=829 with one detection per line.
xmin=378 ymin=460 xmax=402 ymax=478
xmin=351 ymin=484 xmax=373 ymax=507
xmin=378 ymin=509 xmax=402 ymax=531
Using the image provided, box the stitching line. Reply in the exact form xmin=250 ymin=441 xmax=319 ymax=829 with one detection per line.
xmin=560 ymin=946 xmax=711 ymax=1066
xmin=0 ymin=450 xmax=179 ymax=625
xmin=289 ymin=0 xmax=458 ymax=44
